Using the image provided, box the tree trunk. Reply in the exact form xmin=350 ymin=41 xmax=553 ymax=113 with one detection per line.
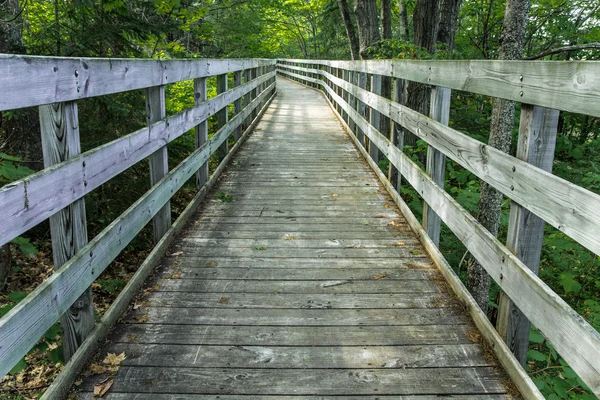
xmin=468 ymin=0 xmax=531 ymax=315
xmin=399 ymin=0 xmax=410 ymax=41
xmin=405 ymin=0 xmax=440 ymax=147
xmin=354 ymin=0 xmax=381 ymax=59
xmin=437 ymin=0 xmax=463 ymax=52
xmin=381 ymin=0 xmax=392 ymax=40
xmin=337 ymin=0 xmax=360 ymax=60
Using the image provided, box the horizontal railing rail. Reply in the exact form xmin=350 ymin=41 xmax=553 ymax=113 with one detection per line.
xmin=0 ymin=56 xmax=277 ymax=384
xmin=277 ymin=59 xmax=600 ymax=398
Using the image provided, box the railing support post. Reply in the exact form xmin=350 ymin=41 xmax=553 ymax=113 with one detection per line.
xmin=194 ymin=77 xmax=208 ymax=189
xmin=369 ymin=74 xmax=383 ymax=162
xmin=233 ymin=70 xmax=243 ymax=142
xmin=357 ymin=72 xmax=367 ymax=146
xmin=146 ymin=85 xmax=171 ymax=243
xmin=244 ymin=69 xmax=252 ymax=130
xmin=39 ymin=101 xmax=94 ymax=362
xmin=422 ymin=86 xmax=451 ymax=246
xmin=217 ymin=73 xmax=229 ymax=161
xmin=497 ymin=104 xmax=559 ymax=365
xmin=390 ymin=78 xmax=407 ymax=191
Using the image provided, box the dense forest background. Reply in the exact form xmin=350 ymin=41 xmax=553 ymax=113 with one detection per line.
xmin=0 ymin=0 xmax=599 ymax=399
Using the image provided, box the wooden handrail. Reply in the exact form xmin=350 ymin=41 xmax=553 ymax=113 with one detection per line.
xmin=277 ymin=60 xmax=600 ymax=397
xmin=0 ymin=56 xmax=277 ymax=379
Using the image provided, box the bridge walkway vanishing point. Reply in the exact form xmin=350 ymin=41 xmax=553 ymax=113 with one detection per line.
xmin=75 ymin=77 xmax=512 ymax=398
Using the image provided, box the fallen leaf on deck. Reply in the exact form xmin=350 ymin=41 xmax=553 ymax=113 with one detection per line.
xmin=171 ymin=251 xmax=184 ymax=256
xmin=394 ymin=241 xmax=406 ymax=247
xmin=205 ymin=261 xmax=218 ymax=268
xmin=373 ymin=273 xmax=388 ymax=280
xmin=103 ymin=352 xmax=127 ymax=366
xmin=218 ymin=296 xmax=229 ymax=303
xmin=135 ymin=315 xmax=149 ymax=323
xmin=93 ymin=378 xmax=113 ymax=397
xmin=166 ymin=272 xmax=182 ymax=279
xmin=89 ymin=364 xmax=107 ymax=375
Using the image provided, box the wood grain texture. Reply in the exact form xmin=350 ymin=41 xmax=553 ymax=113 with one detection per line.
xmin=0 ymin=55 xmax=276 ymax=111
xmin=310 ymin=72 xmax=600 ymax=395
xmin=146 ymin=85 xmax=171 ymax=242
xmin=233 ymin=70 xmax=243 ymax=142
xmin=217 ymin=73 xmax=229 ymax=160
xmin=0 ymin=81 xmax=275 ymax=379
xmin=0 ymin=71 xmax=275 ymax=248
xmin=194 ymin=77 xmax=209 ymax=189
xmin=39 ymin=101 xmax=94 ymax=362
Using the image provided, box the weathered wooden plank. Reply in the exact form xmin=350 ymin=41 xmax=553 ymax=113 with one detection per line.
xmin=177 ymin=238 xmax=418 ymax=249
xmin=111 ymin=323 xmax=475 ymax=346
xmin=145 ymin=291 xmax=443 ymax=309
xmin=77 ymin=394 xmax=512 ymax=400
xmin=189 ymin=223 xmax=401 ymax=233
xmin=80 ymin=366 xmax=506 ymax=395
xmin=103 ymin=343 xmax=491 ymax=369
xmin=321 ymin=78 xmax=600 ymax=394
xmin=146 ymin=85 xmax=171 ymax=242
xmin=0 ymin=81 xmax=276 ymax=378
xmin=0 ymin=55 xmax=275 ymax=111
xmin=39 ymin=101 xmax=94 ymax=362
xmin=0 ymin=71 xmax=275 ymax=247
xmin=194 ymin=77 xmax=208 ymax=189
xmin=422 ymin=86 xmax=450 ymax=246
xmin=161 ymin=257 xmax=432 ymax=269
xmin=153 ymin=279 xmax=438 ymax=294
xmin=278 ymin=59 xmax=600 ymax=118
xmin=497 ymin=104 xmax=559 ymax=365
xmin=305 ymin=67 xmax=600 ymax=258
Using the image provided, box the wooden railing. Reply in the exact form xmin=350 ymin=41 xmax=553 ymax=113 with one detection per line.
xmin=0 ymin=55 xmax=277 ymax=390
xmin=277 ymin=59 xmax=600 ymax=399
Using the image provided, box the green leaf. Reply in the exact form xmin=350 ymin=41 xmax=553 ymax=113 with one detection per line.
xmin=11 ymin=236 xmax=39 ymax=256
xmin=529 ymin=329 xmax=545 ymax=344
xmin=0 ymin=152 xmax=21 ymax=161
xmin=9 ymin=358 xmax=26 ymax=374
xmin=49 ymin=346 xmax=64 ymax=364
xmin=44 ymin=324 xmax=62 ymax=341
xmin=559 ymin=273 xmax=581 ymax=294
xmin=0 ymin=304 xmax=15 ymax=317
xmin=7 ymin=291 xmax=27 ymax=303
xmin=527 ymin=349 xmax=547 ymax=362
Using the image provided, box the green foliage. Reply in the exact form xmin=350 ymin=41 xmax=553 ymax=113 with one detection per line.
xmin=96 ymin=279 xmax=126 ymax=295
xmin=0 ymin=153 xmax=34 ymax=184
xmin=10 ymin=236 xmax=39 ymax=257
xmin=216 ymin=192 xmax=234 ymax=203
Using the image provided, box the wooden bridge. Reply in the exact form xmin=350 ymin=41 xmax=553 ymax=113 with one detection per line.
xmin=0 ymin=55 xmax=599 ymax=399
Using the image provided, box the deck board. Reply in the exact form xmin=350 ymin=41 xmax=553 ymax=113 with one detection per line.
xmin=77 ymin=77 xmax=511 ymax=398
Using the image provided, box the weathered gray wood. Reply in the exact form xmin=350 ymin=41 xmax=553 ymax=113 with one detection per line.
xmin=104 ymin=343 xmax=491 ymax=369
xmin=178 ymin=238 xmax=419 ymax=249
xmin=243 ymin=69 xmax=252 ymax=129
xmin=497 ymin=104 xmax=560 ymax=366
xmin=80 ymin=366 xmax=506 ymax=396
xmin=233 ymin=70 xmax=243 ymax=142
xmin=39 ymin=101 xmax=94 ymax=362
xmin=422 ymin=86 xmax=451 ymax=246
xmin=0 ymin=55 xmax=276 ymax=111
xmin=194 ymin=77 xmax=208 ymax=189
xmin=77 ymin=394 xmax=512 ymax=400
xmin=292 ymin=67 xmax=600 ymax=258
xmin=40 ymin=80 xmax=278 ymax=400
xmin=330 ymin=94 xmax=542 ymax=399
xmin=0 ymin=81 xmax=275 ymax=379
xmin=390 ymin=77 xmax=407 ymax=190
xmin=277 ymin=58 xmax=600 ymax=118
xmin=357 ymin=71 xmax=367 ymax=145
xmin=146 ymin=85 xmax=171 ymax=242
xmin=0 ymin=71 xmax=275 ymax=248
xmin=216 ymin=73 xmax=229 ymax=160
xmin=319 ymin=77 xmax=600 ymax=395
xmin=369 ymin=74 xmax=382 ymax=162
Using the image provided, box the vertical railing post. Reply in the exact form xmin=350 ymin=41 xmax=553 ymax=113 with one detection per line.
xmin=422 ymin=86 xmax=451 ymax=246
xmin=251 ymin=67 xmax=258 ymax=120
xmin=341 ymin=69 xmax=348 ymax=122
xmin=194 ymin=77 xmax=208 ymax=189
xmin=369 ymin=74 xmax=382 ymax=162
xmin=357 ymin=72 xmax=367 ymax=146
xmin=244 ymin=68 xmax=252 ymax=130
xmin=216 ymin=73 xmax=228 ymax=161
xmin=233 ymin=70 xmax=243 ymax=142
xmin=146 ymin=85 xmax=171 ymax=242
xmin=497 ymin=104 xmax=559 ymax=365
xmin=348 ymin=70 xmax=356 ymax=134
xmin=39 ymin=101 xmax=94 ymax=362
xmin=390 ymin=78 xmax=407 ymax=191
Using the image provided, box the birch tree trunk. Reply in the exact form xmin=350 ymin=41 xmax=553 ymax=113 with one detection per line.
xmin=467 ymin=0 xmax=532 ymax=315
xmin=354 ymin=0 xmax=381 ymax=59
xmin=337 ymin=0 xmax=360 ymax=60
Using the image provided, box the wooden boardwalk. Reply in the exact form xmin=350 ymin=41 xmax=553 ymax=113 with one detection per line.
xmin=78 ymin=77 xmax=511 ymax=399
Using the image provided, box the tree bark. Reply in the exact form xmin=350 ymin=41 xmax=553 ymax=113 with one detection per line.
xmin=337 ymin=0 xmax=360 ymax=60
xmin=468 ymin=0 xmax=531 ymax=315
xmin=437 ymin=0 xmax=463 ymax=52
xmin=381 ymin=0 xmax=392 ymax=40
xmin=405 ymin=0 xmax=440 ymax=146
xmin=354 ymin=0 xmax=381 ymax=59
xmin=399 ymin=0 xmax=410 ymax=41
